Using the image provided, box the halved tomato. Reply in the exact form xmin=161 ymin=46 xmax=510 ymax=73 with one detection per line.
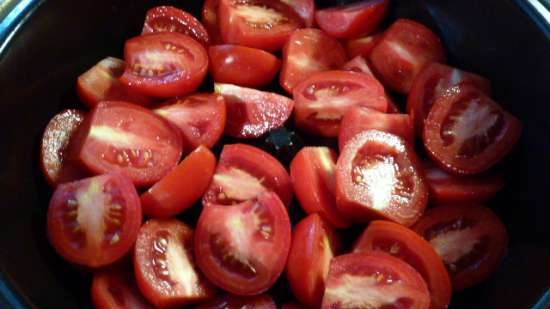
xmin=283 ymin=0 xmax=315 ymax=27
xmin=345 ymin=32 xmax=383 ymax=58
xmin=203 ymin=144 xmax=293 ymax=207
xmin=120 ymin=32 xmax=208 ymax=98
xmin=321 ymin=252 xmax=430 ymax=309
xmin=47 ymin=172 xmax=141 ymax=267
xmin=412 ymin=204 xmax=508 ymax=291
xmin=214 ymin=83 xmax=294 ymax=138
xmin=202 ymin=0 xmax=223 ymax=44
xmin=354 ymin=220 xmax=452 ymax=309
xmin=293 ymin=70 xmax=388 ymax=137
xmin=336 ymin=130 xmax=428 ymax=226
xmin=196 ymin=294 xmax=276 ymax=309
xmin=92 ymin=269 xmax=154 ymax=309
xmin=423 ymin=85 xmax=522 ymax=175
xmin=135 ymin=219 xmax=216 ymax=308
xmin=341 ymin=55 xmax=373 ymax=76
xmin=195 ymin=192 xmax=291 ymax=295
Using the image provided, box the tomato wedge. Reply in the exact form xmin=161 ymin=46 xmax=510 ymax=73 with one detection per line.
xmin=202 ymin=0 xmax=223 ymax=44
xmin=92 ymin=269 xmax=154 ymax=309
xmin=196 ymin=294 xmax=277 ymax=309
xmin=284 ymin=0 xmax=315 ymax=27
xmin=142 ymin=6 xmax=210 ymax=46
xmin=345 ymin=32 xmax=383 ymax=58
xmin=341 ymin=55 xmax=374 ymax=76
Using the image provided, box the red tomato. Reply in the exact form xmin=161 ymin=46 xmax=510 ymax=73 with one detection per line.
xmin=287 ymin=214 xmax=339 ymax=308
xmin=47 ymin=172 xmax=141 ymax=267
xmin=412 ymin=204 xmax=508 ymax=291
xmin=280 ymin=28 xmax=347 ymax=93
xmin=155 ymin=93 xmax=226 ymax=149
xmin=209 ymin=44 xmax=281 ymax=88
xmin=141 ymin=146 xmax=216 ymax=218
xmin=408 ymin=63 xmax=492 ymax=135
xmin=293 ymin=70 xmax=388 ymax=137
xmin=120 ymin=32 xmax=208 ymax=98
xmin=341 ymin=55 xmax=374 ymax=76
xmin=91 ymin=269 xmax=154 ymax=309
xmin=218 ymin=0 xmax=303 ymax=52
xmin=321 ymin=252 xmax=430 ymax=309
xmin=41 ymin=109 xmax=87 ymax=186
xmin=202 ymin=0 xmax=223 ymax=44
xmin=195 ymin=192 xmax=291 ymax=295
xmin=203 ymin=144 xmax=293 ymax=207
xmin=196 ymin=294 xmax=276 ymax=309
xmin=370 ymin=19 xmax=446 ymax=93
xmin=423 ymin=85 xmax=522 ymax=175
xmin=354 ymin=220 xmax=452 ymax=309
xmin=315 ymin=0 xmax=390 ymax=39
xmin=134 ymin=219 xmax=216 ymax=308
xmin=336 ymin=130 xmax=428 ymax=226
xmin=214 ymin=83 xmax=294 ymax=138
xmin=345 ymin=32 xmax=383 ymax=58
xmin=284 ymin=0 xmax=315 ymax=27
xmin=290 ymin=147 xmax=350 ymax=228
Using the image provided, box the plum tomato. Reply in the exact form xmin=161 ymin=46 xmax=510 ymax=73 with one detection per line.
xmin=91 ymin=268 xmax=154 ymax=309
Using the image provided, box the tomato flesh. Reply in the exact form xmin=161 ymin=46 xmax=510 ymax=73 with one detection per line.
xmin=92 ymin=269 xmax=154 ymax=309
xmin=143 ymin=6 xmax=210 ymax=47
xmin=341 ymin=55 xmax=374 ymax=76
xmin=346 ymin=32 xmax=383 ymax=58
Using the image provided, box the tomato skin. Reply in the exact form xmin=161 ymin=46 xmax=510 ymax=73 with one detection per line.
xmin=202 ymin=0 xmax=223 ymax=44
xmin=143 ymin=6 xmax=210 ymax=47
xmin=92 ymin=269 xmax=154 ymax=309
xmin=341 ymin=55 xmax=373 ymax=76
xmin=345 ymin=32 xmax=383 ymax=58
xmin=284 ymin=0 xmax=315 ymax=27
xmin=196 ymin=294 xmax=277 ymax=309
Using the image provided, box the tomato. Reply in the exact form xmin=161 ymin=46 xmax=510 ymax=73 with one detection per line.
xmin=155 ymin=93 xmax=226 ymax=149
xmin=195 ymin=192 xmax=291 ymax=295
xmin=408 ymin=63 xmax=492 ymax=135
xmin=354 ymin=220 xmax=452 ymax=309
xmin=284 ymin=0 xmax=315 ymax=27
xmin=290 ymin=147 xmax=350 ymax=228
xmin=202 ymin=0 xmax=223 ymax=44
xmin=203 ymin=144 xmax=293 ymax=207
xmin=345 ymin=32 xmax=382 ymax=58
xmin=47 ymin=172 xmax=141 ymax=268
xmin=341 ymin=55 xmax=373 ymax=76
xmin=91 ymin=269 xmax=154 ymax=309
xmin=41 ymin=109 xmax=87 ymax=186
xmin=336 ymin=130 xmax=428 ymax=226
xmin=196 ymin=294 xmax=276 ymax=309
xmin=120 ymin=32 xmax=208 ymax=98
xmin=209 ymin=44 xmax=281 ymax=88
xmin=412 ymin=204 xmax=508 ymax=291
xmin=77 ymin=57 xmax=152 ymax=108
xmin=214 ymin=83 xmax=294 ymax=138
xmin=141 ymin=146 xmax=216 ymax=218
xmin=423 ymin=85 xmax=522 ymax=175
xmin=321 ymin=252 xmax=430 ymax=309
xmin=280 ymin=28 xmax=347 ymax=93
xmin=135 ymin=219 xmax=216 ymax=308
xmin=315 ymin=0 xmax=390 ymax=39
xmin=293 ymin=70 xmax=388 ymax=137
xmin=218 ymin=0 xmax=303 ymax=52
xmin=282 ymin=303 xmax=307 ymax=309
xmin=287 ymin=214 xmax=339 ymax=308
xmin=370 ymin=19 xmax=446 ymax=93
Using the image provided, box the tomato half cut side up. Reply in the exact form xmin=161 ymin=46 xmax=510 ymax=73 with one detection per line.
xmin=202 ymin=0 xmax=223 ymax=44
xmin=135 ymin=219 xmax=216 ymax=308
xmin=195 ymin=294 xmax=277 ymax=309
xmin=423 ymin=85 xmax=522 ymax=175
xmin=354 ymin=220 xmax=452 ymax=309
xmin=120 ymin=32 xmax=209 ymax=98
xmin=336 ymin=130 xmax=428 ymax=226
xmin=321 ymin=252 xmax=430 ymax=309
xmin=47 ymin=172 xmax=141 ymax=268
xmin=92 ymin=269 xmax=154 ymax=309
xmin=412 ymin=204 xmax=508 ymax=291
xmin=195 ymin=192 xmax=291 ymax=295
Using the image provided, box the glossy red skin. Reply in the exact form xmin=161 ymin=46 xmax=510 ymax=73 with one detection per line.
xmin=315 ymin=0 xmax=390 ymax=39
xmin=202 ymin=0 xmax=223 ymax=44
xmin=341 ymin=55 xmax=373 ymax=76
xmin=321 ymin=252 xmax=430 ymax=309
xmin=47 ymin=172 xmax=141 ymax=268
xmin=336 ymin=130 xmax=428 ymax=226
xmin=290 ymin=147 xmax=350 ymax=228
xmin=412 ymin=204 xmax=508 ymax=291
xmin=345 ymin=32 xmax=383 ymax=58
xmin=203 ymin=143 xmax=293 ymax=207
xmin=195 ymin=294 xmax=277 ymax=309
xmin=370 ymin=19 xmax=446 ymax=94
xmin=40 ymin=109 xmax=87 ymax=186
xmin=195 ymin=192 xmax=292 ymax=295
xmin=135 ymin=219 xmax=216 ymax=308
xmin=155 ymin=93 xmax=226 ymax=149
xmin=354 ymin=220 xmax=452 ymax=309
xmin=423 ymin=85 xmax=522 ymax=175
xmin=215 ymin=83 xmax=294 ymax=138
xmin=280 ymin=28 xmax=347 ymax=93
xmin=92 ymin=269 xmax=154 ymax=309
xmin=209 ymin=45 xmax=281 ymax=88
xmin=284 ymin=0 xmax=315 ymax=27
xmin=120 ymin=32 xmax=209 ymax=98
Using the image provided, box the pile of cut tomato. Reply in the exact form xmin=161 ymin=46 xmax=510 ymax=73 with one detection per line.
xmin=40 ymin=1 xmax=522 ymax=308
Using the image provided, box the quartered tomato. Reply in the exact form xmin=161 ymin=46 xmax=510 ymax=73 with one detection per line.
xmin=341 ymin=55 xmax=374 ymax=76
xmin=120 ymin=32 xmax=208 ymax=98
xmin=293 ymin=70 xmax=388 ymax=137
xmin=336 ymin=130 xmax=428 ymax=226
xmin=354 ymin=220 xmax=452 ymax=309
xmin=135 ymin=219 xmax=216 ymax=308
xmin=423 ymin=85 xmax=522 ymax=175
xmin=287 ymin=214 xmax=339 ymax=308
xmin=92 ymin=269 xmax=154 ymax=309
xmin=283 ymin=0 xmax=315 ymax=27
xmin=47 ymin=172 xmax=141 ymax=268
xmin=196 ymin=294 xmax=277 ymax=309
xmin=412 ymin=204 xmax=508 ymax=291
xmin=345 ymin=32 xmax=383 ymax=58
xmin=203 ymin=144 xmax=293 ymax=207
xmin=195 ymin=192 xmax=291 ymax=295
xmin=202 ymin=0 xmax=223 ymax=44
xmin=321 ymin=252 xmax=430 ymax=309
xmin=214 ymin=83 xmax=294 ymax=138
